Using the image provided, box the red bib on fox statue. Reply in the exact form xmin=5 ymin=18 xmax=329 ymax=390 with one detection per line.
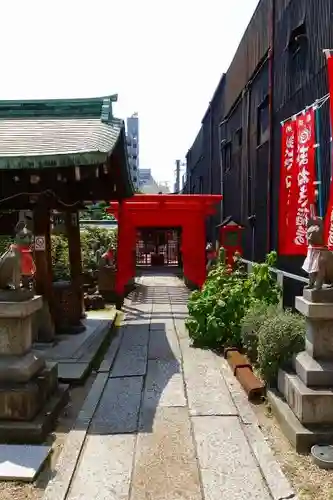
xmin=14 ymin=222 xmax=36 ymax=278
xmin=10 ymin=243 xmax=36 ymax=277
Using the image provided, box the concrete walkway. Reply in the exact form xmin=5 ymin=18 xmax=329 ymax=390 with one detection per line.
xmin=44 ymin=274 xmax=295 ymax=500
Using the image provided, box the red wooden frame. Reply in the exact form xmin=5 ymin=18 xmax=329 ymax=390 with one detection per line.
xmin=107 ymin=194 xmax=222 ymax=298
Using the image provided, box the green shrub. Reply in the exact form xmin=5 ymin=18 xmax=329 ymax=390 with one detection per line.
xmin=257 ymin=309 xmax=305 ymax=384
xmin=241 ymin=302 xmax=278 ymax=362
xmin=185 ymin=251 xmax=281 ymax=349
xmin=51 ymin=234 xmax=70 ymax=281
xmin=0 ymin=235 xmax=13 ymax=255
xmin=0 ymin=227 xmax=118 ymax=282
xmin=51 ymin=226 xmax=118 ymax=282
xmin=80 ymin=227 xmax=117 ymax=273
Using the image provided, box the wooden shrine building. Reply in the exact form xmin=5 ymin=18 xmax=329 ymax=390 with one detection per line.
xmin=0 ymin=95 xmax=134 ymax=338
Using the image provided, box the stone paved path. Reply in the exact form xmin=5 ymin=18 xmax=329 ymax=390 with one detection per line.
xmin=45 ymin=274 xmax=295 ymax=500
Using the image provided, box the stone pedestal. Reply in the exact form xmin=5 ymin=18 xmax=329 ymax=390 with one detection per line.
xmin=52 ymin=281 xmax=85 ymax=334
xmin=0 ymin=296 xmax=68 ymax=442
xmin=272 ymin=287 xmax=333 ymax=451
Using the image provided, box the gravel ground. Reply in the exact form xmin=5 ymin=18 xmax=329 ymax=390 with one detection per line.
xmin=253 ymin=401 xmax=333 ymax=500
xmin=0 ymin=374 xmax=96 ymax=500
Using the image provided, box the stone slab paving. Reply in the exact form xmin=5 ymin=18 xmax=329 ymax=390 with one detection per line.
xmin=0 ymin=444 xmax=51 ymax=481
xmin=67 ymin=434 xmax=136 ymax=500
xmin=142 ymin=359 xmax=186 ymax=409
xmin=34 ymin=315 xmax=116 ymax=383
xmin=44 ymin=273 xmax=295 ymax=500
xmin=182 ymin=338 xmax=239 ymax=417
xmin=110 ymin=325 xmax=149 ymax=377
xmin=148 ymin=326 xmax=181 ymax=359
xmin=192 ymin=415 xmax=272 ymax=499
xmin=90 ymin=376 xmax=143 ymax=434
xmin=131 ymin=407 xmax=202 ymax=500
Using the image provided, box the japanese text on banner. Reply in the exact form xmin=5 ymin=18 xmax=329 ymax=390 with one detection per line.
xmin=293 ymin=109 xmax=316 ymax=253
xmin=278 ymin=119 xmax=296 ymax=255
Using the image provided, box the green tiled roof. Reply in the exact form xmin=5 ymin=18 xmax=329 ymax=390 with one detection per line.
xmin=0 ymin=95 xmax=126 ymax=169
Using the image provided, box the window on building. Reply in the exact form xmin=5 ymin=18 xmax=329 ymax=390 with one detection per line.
xmin=133 ymin=155 xmax=137 ymax=160
xmin=257 ymin=96 xmax=269 ymax=146
xmin=287 ymin=22 xmax=308 ymax=78
xmin=288 ymin=23 xmax=307 ymax=59
xmin=223 ymin=141 xmax=232 ymax=172
xmin=199 ymin=176 xmax=203 ymax=193
xmin=133 ymin=176 xmax=137 ymax=183
xmin=235 ymin=128 xmax=243 ymax=149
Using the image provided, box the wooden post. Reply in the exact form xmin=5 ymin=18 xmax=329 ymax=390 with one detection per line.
xmin=33 ymin=205 xmax=55 ymax=341
xmin=65 ymin=210 xmax=84 ymax=319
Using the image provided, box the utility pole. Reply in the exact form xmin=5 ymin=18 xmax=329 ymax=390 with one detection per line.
xmin=174 ymin=160 xmax=181 ymax=193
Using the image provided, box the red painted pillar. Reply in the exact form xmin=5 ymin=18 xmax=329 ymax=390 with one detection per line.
xmin=182 ymin=212 xmax=206 ymax=288
xmin=115 ymin=201 xmax=129 ymax=305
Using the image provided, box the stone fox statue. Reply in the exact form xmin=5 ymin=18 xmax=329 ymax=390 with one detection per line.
xmin=0 ymin=222 xmax=35 ymax=290
xmin=303 ymin=217 xmax=333 ymax=290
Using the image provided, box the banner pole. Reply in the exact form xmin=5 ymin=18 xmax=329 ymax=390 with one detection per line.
xmin=314 ymin=105 xmax=324 ymax=217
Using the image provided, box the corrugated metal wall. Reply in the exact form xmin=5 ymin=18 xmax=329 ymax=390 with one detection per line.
xmin=185 ymin=77 xmax=225 ymax=241
xmin=272 ymin=0 xmax=333 ymax=274
xmin=185 ymin=0 xmax=333 ymax=274
xmin=224 ymin=0 xmax=272 ymax=114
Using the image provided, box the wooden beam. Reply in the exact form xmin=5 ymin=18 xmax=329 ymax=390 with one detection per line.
xmin=65 ymin=211 xmax=85 ymax=321
xmin=33 ymin=204 xmax=56 ymax=340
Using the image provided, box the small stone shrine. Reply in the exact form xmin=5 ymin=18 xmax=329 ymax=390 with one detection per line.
xmin=0 ymin=223 xmax=68 ymax=443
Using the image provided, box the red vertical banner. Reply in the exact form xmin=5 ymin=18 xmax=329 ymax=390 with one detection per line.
xmin=324 ymin=53 xmax=333 ymax=249
xmin=278 ymin=119 xmax=296 ymax=254
xmin=280 ymin=108 xmax=316 ymax=255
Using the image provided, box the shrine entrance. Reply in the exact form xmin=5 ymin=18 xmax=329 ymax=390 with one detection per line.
xmin=107 ymin=194 xmax=222 ymax=304
xmin=136 ymin=227 xmax=181 ymax=267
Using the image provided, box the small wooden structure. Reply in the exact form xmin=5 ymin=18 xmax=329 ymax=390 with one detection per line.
xmin=108 ymin=194 xmax=222 ymax=304
xmin=217 ymin=216 xmax=245 ymax=268
xmin=0 ymin=96 xmax=134 ymax=338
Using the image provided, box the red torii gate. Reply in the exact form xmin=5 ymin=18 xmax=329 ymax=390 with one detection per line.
xmin=107 ymin=194 xmax=222 ymax=303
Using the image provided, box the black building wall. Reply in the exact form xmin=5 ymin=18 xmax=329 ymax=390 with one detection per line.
xmin=185 ymin=74 xmax=225 ymax=242
xmin=185 ymin=0 xmax=333 ymax=274
xmin=272 ymin=0 xmax=333 ymax=274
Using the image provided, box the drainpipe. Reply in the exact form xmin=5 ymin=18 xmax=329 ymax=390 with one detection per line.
xmin=209 ymin=104 xmax=213 ymax=195
xmin=245 ymin=85 xmax=255 ymax=261
xmin=218 ymin=120 xmax=227 ymax=224
xmin=266 ymin=0 xmax=275 ymax=254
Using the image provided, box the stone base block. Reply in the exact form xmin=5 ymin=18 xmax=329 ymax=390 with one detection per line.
xmin=0 ymin=296 xmax=43 ymax=356
xmin=0 ymin=362 xmax=58 ymax=421
xmin=0 ymin=385 xmax=69 ymax=444
xmin=278 ymin=369 xmax=333 ymax=425
xmin=0 ymin=290 xmax=34 ymax=302
xmin=303 ymin=287 xmax=333 ymax=303
xmin=305 ymin=319 xmax=333 ymax=359
xmin=296 ymin=296 xmax=333 ymax=320
xmin=294 ymin=351 xmax=333 ymax=387
xmin=0 ymin=351 xmax=45 ymax=383
xmin=268 ymin=389 xmax=333 ymax=453
xmin=35 ymin=301 xmax=55 ymax=342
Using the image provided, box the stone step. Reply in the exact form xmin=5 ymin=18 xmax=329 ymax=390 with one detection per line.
xmin=278 ymin=369 xmax=333 ymax=425
xmin=268 ymin=388 xmax=333 ymax=453
xmin=0 ymin=362 xmax=58 ymax=421
xmin=0 ymin=384 xmax=69 ymax=444
xmin=294 ymin=351 xmax=333 ymax=387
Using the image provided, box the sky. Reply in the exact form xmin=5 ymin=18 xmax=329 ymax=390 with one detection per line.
xmin=0 ymin=0 xmax=259 ymax=189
